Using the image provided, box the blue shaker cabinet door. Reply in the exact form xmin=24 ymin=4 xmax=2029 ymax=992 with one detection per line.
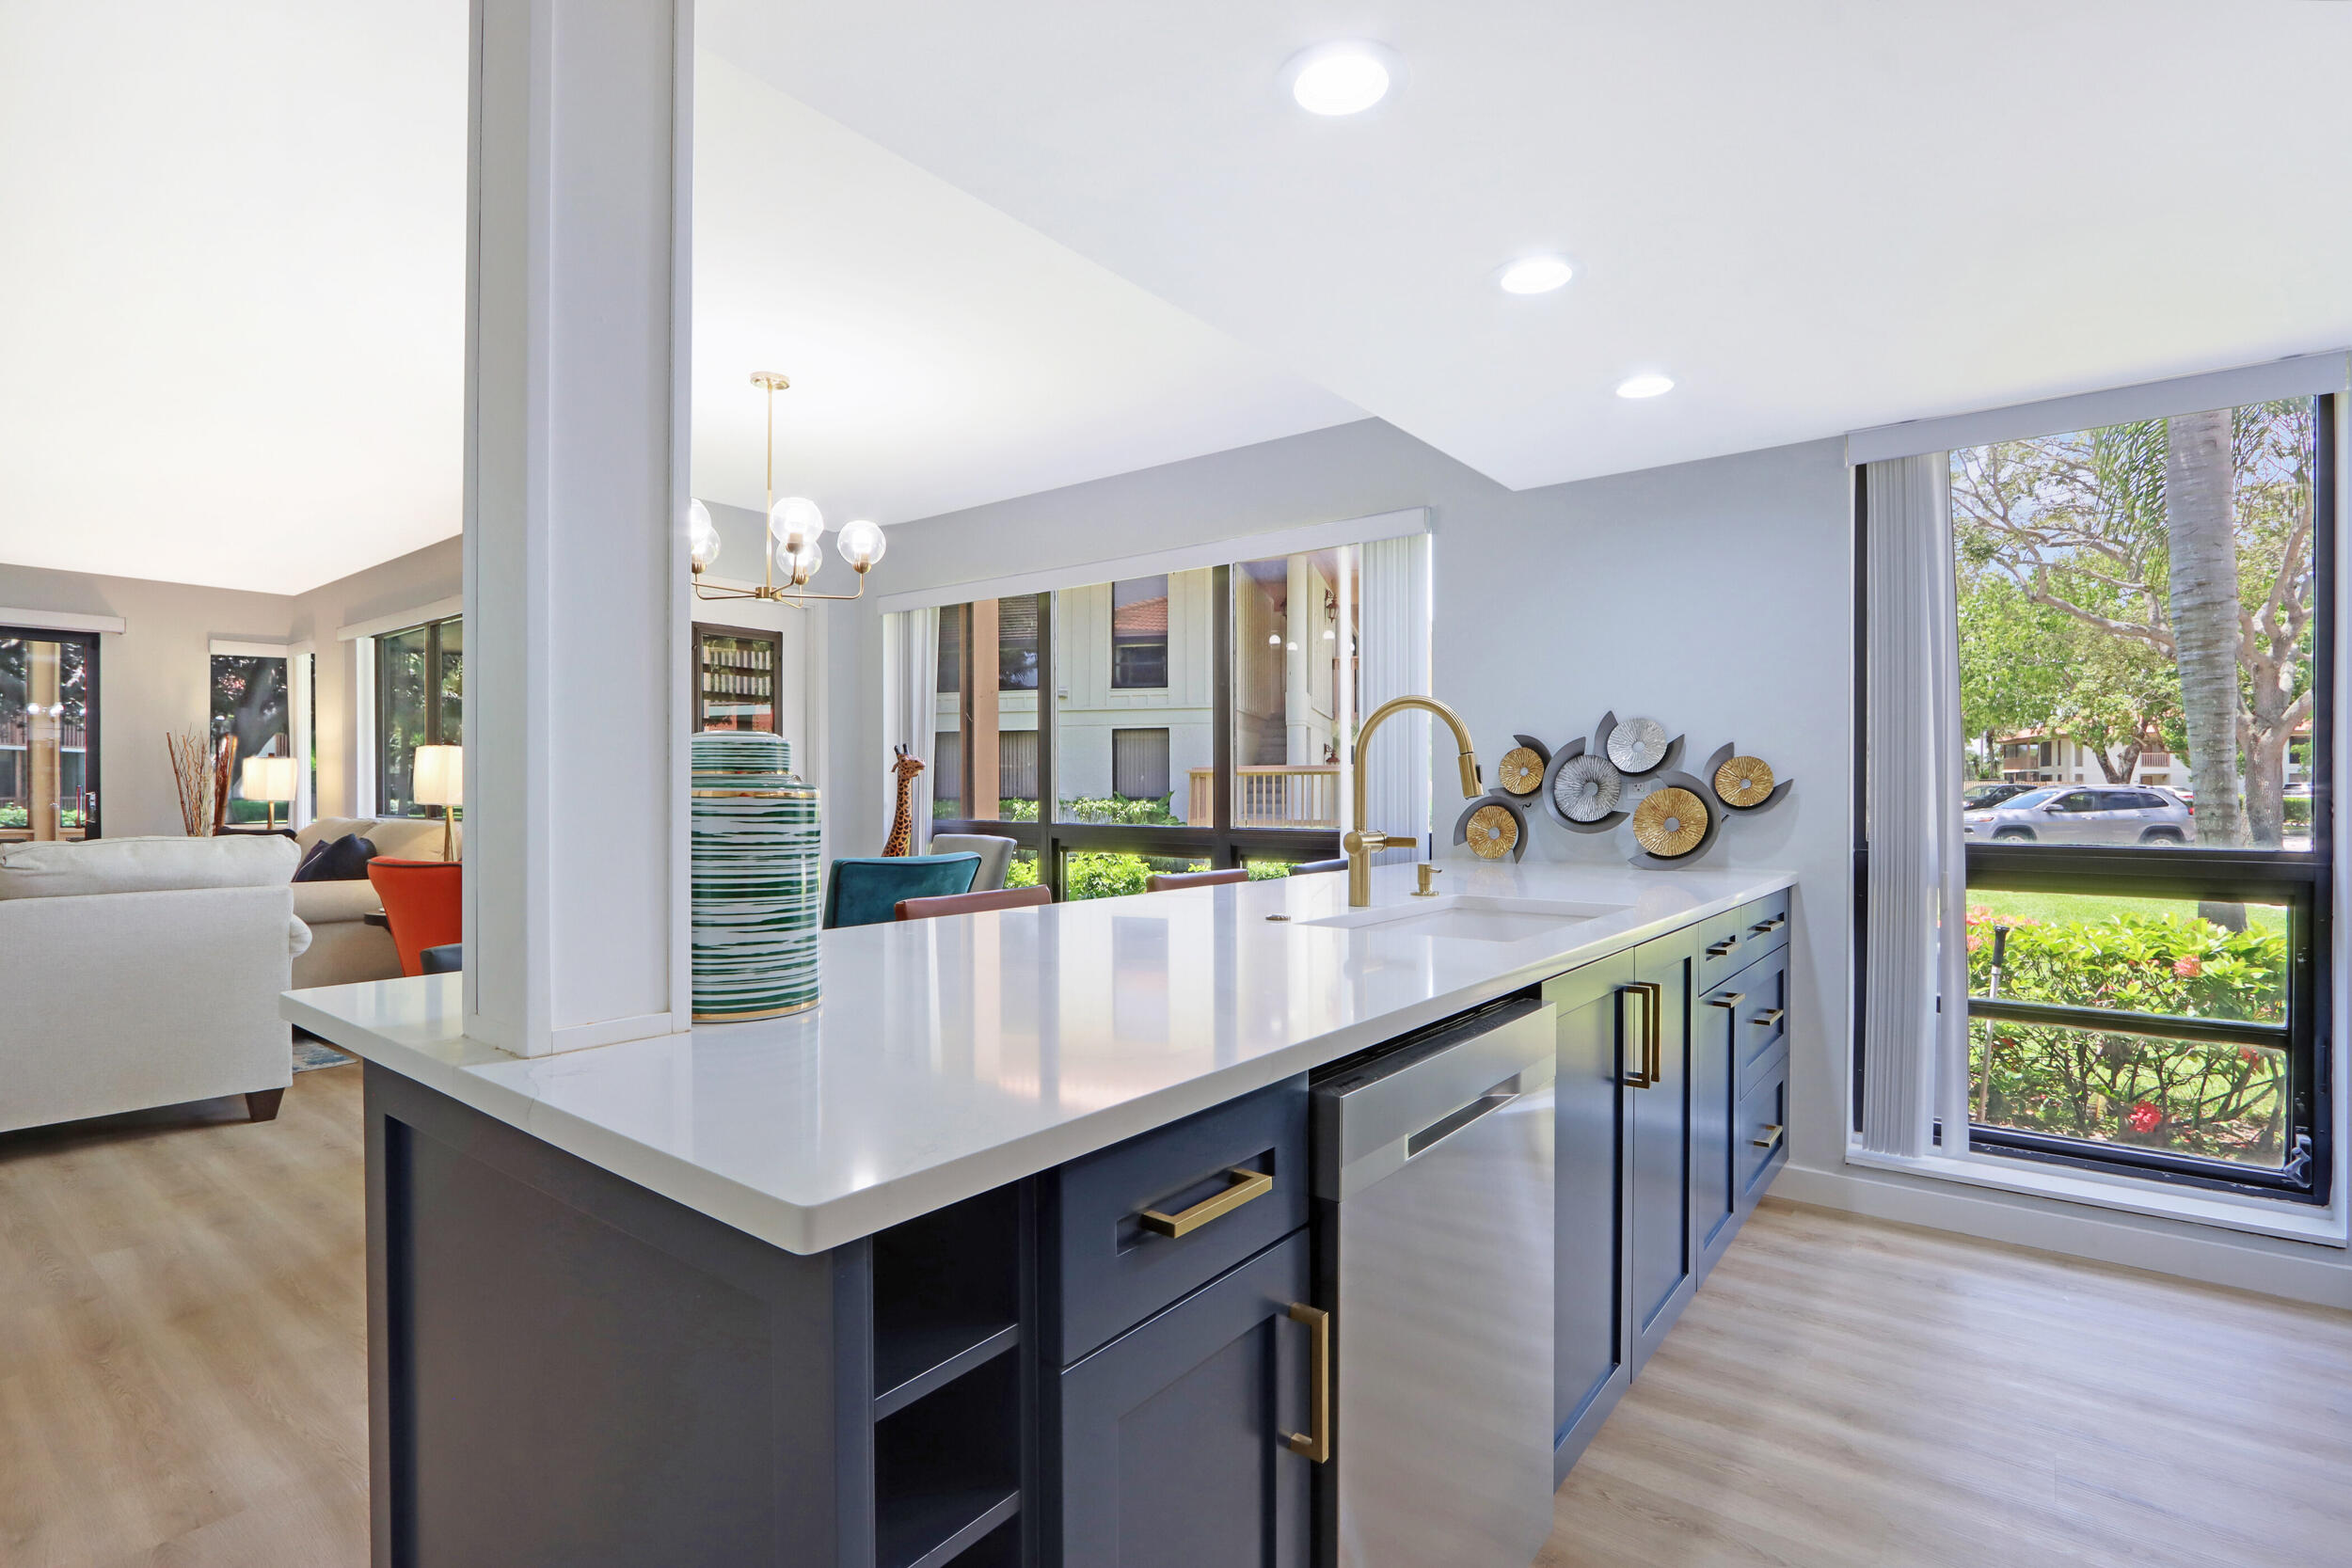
xmin=1058 ymin=1232 xmax=1313 ymax=1568
xmin=1544 ymin=951 xmax=1634 ymax=1475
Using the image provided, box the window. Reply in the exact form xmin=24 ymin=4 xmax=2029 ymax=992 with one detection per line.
xmin=1112 ymin=728 xmax=1170 ymax=801
xmin=0 ymin=628 xmax=99 ymax=841
xmin=1868 ymin=391 xmax=2333 ymax=1205
xmin=924 ymin=539 xmax=1419 ymax=900
xmin=377 ymin=615 xmax=463 ymax=817
xmin=211 ymin=653 xmax=288 ymax=824
xmin=1110 ymin=576 xmax=1168 ymax=689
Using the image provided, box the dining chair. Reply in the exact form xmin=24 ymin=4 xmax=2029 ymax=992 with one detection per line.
xmin=896 ymin=884 xmax=1054 ymax=922
xmin=366 ymin=858 xmax=464 ymax=978
xmin=1144 ymin=867 xmax=1248 ymax=894
xmin=928 ymin=832 xmax=1020 ymax=892
xmin=823 ymin=852 xmax=982 ymax=928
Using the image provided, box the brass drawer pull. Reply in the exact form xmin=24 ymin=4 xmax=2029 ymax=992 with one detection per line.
xmin=1284 ymin=1303 xmax=1331 ymax=1463
xmin=1707 ymin=991 xmax=1745 ymax=1009
xmin=1139 ymin=1167 xmax=1273 ymax=1239
xmin=1750 ymin=914 xmax=1787 ymax=934
xmin=1706 ymin=936 xmax=1740 ymax=958
xmin=1753 ymin=1007 xmax=1786 ymax=1027
xmin=1752 ymin=1123 xmax=1786 ymax=1151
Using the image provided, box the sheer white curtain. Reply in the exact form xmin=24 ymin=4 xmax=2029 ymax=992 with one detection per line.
xmin=1860 ymin=455 xmax=1969 ymax=1157
xmin=882 ymin=609 xmax=940 ymax=851
xmin=1356 ymin=534 xmax=1432 ymax=864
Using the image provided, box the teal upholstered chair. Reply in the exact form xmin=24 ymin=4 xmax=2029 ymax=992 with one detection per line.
xmin=822 ymin=852 xmax=982 ymax=929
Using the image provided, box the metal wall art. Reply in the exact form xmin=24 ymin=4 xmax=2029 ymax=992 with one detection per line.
xmin=1487 ymin=716 xmax=1790 ymax=869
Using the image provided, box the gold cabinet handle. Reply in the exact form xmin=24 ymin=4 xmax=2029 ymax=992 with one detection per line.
xmin=1283 ymin=1303 xmax=1331 ymax=1463
xmin=1753 ymin=1007 xmax=1786 ymax=1027
xmin=1707 ymin=991 xmax=1745 ymax=1009
xmin=1752 ymin=1123 xmax=1786 ymax=1151
xmin=1138 ymin=1167 xmax=1273 ymax=1239
xmin=1619 ymin=985 xmax=1653 ymax=1087
xmin=1622 ymin=982 xmax=1663 ymax=1088
xmin=1706 ymin=936 xmax=1740 ymax=958
xmin=1750 ymin=914 xmax=1787 ymax=934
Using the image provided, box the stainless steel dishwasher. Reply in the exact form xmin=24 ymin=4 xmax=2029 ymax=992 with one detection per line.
xmin=1311 ymin=996 xmax=1556 ymax=1568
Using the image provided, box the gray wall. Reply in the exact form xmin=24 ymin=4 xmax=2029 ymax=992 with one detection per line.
xmin=1 ymin=536 xmax=463 ymax=835
xmin=832 ymin=417 xmax=1855 ymax=1181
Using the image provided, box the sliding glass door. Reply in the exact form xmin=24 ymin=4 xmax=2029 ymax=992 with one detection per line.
xmin=0 ymin=628 xmax=99 ymax=842
xmin=927 ymin=542 xmax=1390 ymax=900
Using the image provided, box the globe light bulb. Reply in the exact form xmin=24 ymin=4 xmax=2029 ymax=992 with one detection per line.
xmin=777 ymin=535 xmax=823 ymax=586
xmin=836 ymin=517 xmax=888 ymax=572
xmin=686 ymin=499 xmax=722 ymax=571
xmin=768 ymin=495 xmax=824 ymax=554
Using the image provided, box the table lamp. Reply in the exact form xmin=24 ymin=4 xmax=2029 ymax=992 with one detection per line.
xmin=240 ymin=754 xmax=299 ymax=833
xmin=412 ymin=745 xmax=463 ymax=861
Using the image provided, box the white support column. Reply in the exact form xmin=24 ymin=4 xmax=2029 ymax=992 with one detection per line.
xmin=463 ymin=0 xmax=693 ymax=1057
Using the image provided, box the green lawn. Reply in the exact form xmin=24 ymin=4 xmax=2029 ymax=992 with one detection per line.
xmin=1967 ymin=887 xmax=2287 ymax=938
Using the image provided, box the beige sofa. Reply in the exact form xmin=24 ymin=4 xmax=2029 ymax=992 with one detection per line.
xmin=0 ymin=835 xmax=309 ymax=1133
xmin=292 ymin=816 xmax=462 ymax=989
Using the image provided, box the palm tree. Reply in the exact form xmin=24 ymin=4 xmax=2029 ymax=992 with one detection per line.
xmin=2164 ymin=408 xmax=2247 ymax=850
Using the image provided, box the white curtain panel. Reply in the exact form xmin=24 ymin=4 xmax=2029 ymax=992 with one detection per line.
xmin=1356 ymin=534 xmax=1433 ymax=863
xmin=1860 ymin=454 xmax=1970 ymax=1158
xmin=882 ymin=609 xmax=941 ymax=851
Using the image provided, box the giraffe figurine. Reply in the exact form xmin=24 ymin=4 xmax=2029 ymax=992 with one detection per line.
xmin=882 ymin=745 xmax=927 ymax=856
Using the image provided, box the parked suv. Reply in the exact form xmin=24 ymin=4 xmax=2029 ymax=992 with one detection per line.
xmin=1963 ymin=784 xmax=2191 ymax=846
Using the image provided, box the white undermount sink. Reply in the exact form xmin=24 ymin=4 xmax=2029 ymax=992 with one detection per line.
xmin=1299 ymin=895 xmax=1625 ymax=943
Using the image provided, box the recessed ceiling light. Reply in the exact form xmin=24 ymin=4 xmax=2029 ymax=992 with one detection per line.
xmin=1498 ymin=257 xmax=1574 ymax=295
xmin=1616 ymin=373 xmax=1676 ymax=400
xmin=1284 ymin=42 xmax=1395 ymax=116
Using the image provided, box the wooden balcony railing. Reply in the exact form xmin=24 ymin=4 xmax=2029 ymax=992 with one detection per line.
xmin=1188 ymin=765 xmax=1342 ymax=829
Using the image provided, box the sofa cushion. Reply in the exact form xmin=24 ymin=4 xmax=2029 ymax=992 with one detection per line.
xmin=292 ymin=878 xmax=388 ymax=925
xmin=294 ymin=833 xmax=378 ymax=882
xmin=0 ymin=834 xmax=299 ymax=901
xmin=366 ymin=816 xmax=459 ymax=862
xmin=297 ymin=816 xmax=378 ymax=854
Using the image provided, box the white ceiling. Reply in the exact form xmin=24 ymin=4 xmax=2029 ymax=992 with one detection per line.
xmin=688 ymin=53 xmax=1359 ymax=531
xmin=704 ymin=0 xmax=2352 ymax=491
xmin=0 ymin=2 xmax=469 ymax=595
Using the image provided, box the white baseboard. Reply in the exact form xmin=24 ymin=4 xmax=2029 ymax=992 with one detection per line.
xmin=1775 ymin=1161 xmax=2352 ymax=1310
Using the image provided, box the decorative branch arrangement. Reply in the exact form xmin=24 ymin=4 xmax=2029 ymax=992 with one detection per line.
xmin=1453 ymin=712 xmax=1790 ymax=869
xmin=166 ymin=729 xmax=217 ymax=837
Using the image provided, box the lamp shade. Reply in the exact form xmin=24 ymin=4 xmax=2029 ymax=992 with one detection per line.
xmin=412 ymin=745 xmax=464 ymax=809
xmin=240 ymin=754 xmax=299 ymax=804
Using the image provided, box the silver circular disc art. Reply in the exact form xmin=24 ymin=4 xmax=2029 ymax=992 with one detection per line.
xmin=1607 ymin=716 xmax=1670 ymax=773
xmin=1552 ymin=752 xmax=1622 ymax=822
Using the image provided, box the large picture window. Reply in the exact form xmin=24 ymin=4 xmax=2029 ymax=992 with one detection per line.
xmin=211 ymin=652 xmax=289 ymax=825
xmin=1863 ymin=391 xmax=2336 ymax=1205
xmin=377 ymin=615 xmax=463 ymax=818
xmin=926 ymin=540 xmax=1406 ymax=900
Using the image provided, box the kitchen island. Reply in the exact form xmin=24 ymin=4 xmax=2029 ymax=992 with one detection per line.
xmin=286 ymin=859 xmax=1796 ymax=1568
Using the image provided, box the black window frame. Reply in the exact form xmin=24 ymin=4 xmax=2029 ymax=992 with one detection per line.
xmin=375 ymin=614 xmax=463 ymax=820
xmin=0 ymin=625 xmax=102 ymax=841
xmin=930 ymin=565 xmax=1345 ymax=897
xmin=1855 ymin=393 xmax=2337 ymax=1207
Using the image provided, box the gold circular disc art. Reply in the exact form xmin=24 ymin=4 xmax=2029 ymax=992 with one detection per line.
xmin=1632 ymin=786 xmax=1708 ymax=858
xmin=1714 ymin=755 xmax=1774 ymax=808
xmin=1468 ymin=803 xmax=1520 ymax=860
xmin=1499 ymin=746 xmax=1546 ymax=796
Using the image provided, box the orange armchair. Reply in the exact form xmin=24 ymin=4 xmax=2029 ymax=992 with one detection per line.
xmin=367 ymin=858 xmax=463 ymax=978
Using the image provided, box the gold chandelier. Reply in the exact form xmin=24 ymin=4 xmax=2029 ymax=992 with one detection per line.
xmin=688 ymin=371 xmax=888 ymax=606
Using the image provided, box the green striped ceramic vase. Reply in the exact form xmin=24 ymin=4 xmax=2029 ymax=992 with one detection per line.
xmin=690 ymin=730 xmax=821 ymax=1022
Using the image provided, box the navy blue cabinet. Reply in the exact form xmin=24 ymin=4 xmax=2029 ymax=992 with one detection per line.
xmin=1544 ymin=950 xmax=1633 ymax=1475
xmin=1057 ymin=1232 xmax=1314 ymax=1568
xmin=1626 ymin=933 xmax=1695 ymax=1374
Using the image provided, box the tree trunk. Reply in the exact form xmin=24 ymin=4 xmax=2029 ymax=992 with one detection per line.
xmin=2165 ymin=409 xmax=2247 ymax=928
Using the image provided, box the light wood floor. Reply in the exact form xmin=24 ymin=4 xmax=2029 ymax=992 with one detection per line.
xmin=5 ymin=1066 xmax=2349 ymax=1567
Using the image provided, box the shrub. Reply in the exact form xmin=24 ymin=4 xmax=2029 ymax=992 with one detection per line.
xmin=1967 ymin=908 xmax=2289 ymax=1164
xmin=1003 ymin=856 xmax=1040 ymax=889
xmin=1062 ymin=851 xmax=1154 ymax=901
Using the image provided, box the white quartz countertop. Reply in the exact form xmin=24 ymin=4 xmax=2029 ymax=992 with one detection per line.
xmin=282 ymin=859 xmax=1792 ymax=1254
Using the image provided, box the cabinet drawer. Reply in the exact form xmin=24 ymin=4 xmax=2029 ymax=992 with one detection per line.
xmin=1708 ymin=946 xmax=1790 ymax=1098
xmin=1735 ymin=1048 xmax=1789 ymax=1210
xmin=1694 ymin=889 xmax=1791 ymax=994
xmin=1049 ymin=1076 xmax=1310 ymax=1364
